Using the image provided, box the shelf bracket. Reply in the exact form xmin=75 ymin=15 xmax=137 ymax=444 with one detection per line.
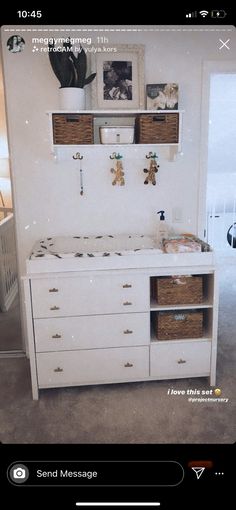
xmin=169 ymin=146 xmax=178 ymax=162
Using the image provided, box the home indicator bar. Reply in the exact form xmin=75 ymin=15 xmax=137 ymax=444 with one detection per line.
xmin=75 ymin=504 xmax=161 ymax=507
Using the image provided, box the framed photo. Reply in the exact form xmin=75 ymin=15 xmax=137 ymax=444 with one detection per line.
xmin=146 ymin=83 xmax=179 ymax=110
xmin=91 ymin=45 xmax=145 ymax=109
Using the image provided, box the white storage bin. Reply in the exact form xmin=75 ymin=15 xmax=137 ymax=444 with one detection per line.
xmin=99 ymin=126 xmax=134 ymax=144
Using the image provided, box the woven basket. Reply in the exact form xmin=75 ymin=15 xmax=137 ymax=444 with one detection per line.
xmin=155 ymin=310 xmax=203 ymax=340
xmin=152 ymin=276 xmax=203 ymax=305
xmin=52 ymin=114 xmax=93 ymax=144
xmin=135 ymin=113 xmax=179 ymax=143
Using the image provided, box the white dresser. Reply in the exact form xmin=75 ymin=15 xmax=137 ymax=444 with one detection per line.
xmin=24 ymin=237 xmax=218 ymax=399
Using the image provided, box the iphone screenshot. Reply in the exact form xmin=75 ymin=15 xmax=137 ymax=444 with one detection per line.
xmin=0 ymin=6 xmax=235 ymax=509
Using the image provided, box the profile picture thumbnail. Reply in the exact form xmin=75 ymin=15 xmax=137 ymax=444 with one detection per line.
xmin=7 ymin=35 xmax=25 ymax=53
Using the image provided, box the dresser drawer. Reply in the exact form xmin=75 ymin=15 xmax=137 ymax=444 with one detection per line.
xmin=150 ymin=341 xmax=211 ymax=378
xmin=34 ymin=313 xmax=150 ymax=352
xmin=37 ymin=346 xmax=149 ymax=387
xmin=31 ymin=275 xmax=149 ymax=318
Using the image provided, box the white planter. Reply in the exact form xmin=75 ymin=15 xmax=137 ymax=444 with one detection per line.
xmin=59 ymin=88 xmax=85 ymax=110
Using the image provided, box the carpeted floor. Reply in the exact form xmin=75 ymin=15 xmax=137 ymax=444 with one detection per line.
xmin=0 ymin=294 xmax=22 ymax=351
xmin=0 ymin=262 xmax=235 ymax=444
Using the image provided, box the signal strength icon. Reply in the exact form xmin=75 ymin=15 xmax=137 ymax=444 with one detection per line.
xmin=199 ymin=10 xmax=209 ymax=17
xmin=186 ymin=11 xmax=197 ymax=18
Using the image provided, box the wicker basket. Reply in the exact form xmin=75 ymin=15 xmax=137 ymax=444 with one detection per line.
xmin=52 ymin=114 xmax=93 ymax=144
xmin=135 ymin=113 xmax=179 ymax=144
xmin=155 ymin=310 xmax=203 ymax=340
xmin=152 ymin=276 xmax=203 ymax=305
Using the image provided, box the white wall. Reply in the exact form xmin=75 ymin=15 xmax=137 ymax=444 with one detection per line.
xmin=1 ymin=26 xmax=235 ymax=289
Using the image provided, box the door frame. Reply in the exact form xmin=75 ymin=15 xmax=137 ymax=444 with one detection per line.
xmin=197 ymin=60 xmax=236 ymax=239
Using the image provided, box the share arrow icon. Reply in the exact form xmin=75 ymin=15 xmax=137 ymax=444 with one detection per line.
xmin=192 ymin=467 xmax=205 ymax=479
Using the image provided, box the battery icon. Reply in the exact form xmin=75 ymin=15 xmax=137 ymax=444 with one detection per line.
xmin=211 ymin=10 xmax=227 ymax=18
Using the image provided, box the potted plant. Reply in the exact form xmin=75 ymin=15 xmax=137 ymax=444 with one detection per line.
xmin=48 ymin=39 xmax=96 ymax=109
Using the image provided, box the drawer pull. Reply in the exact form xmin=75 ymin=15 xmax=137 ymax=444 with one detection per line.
xmin=49 ymin=288 xmax=59 ymax=293
xmin=177 ymin=359 xmax=186 ymax=364
xmin=123 ymin=301 xmax=132 ymax=306
xmin=123 ymin=329 xmax=133 ymax=335
xmin=54 ymin=367 xmax=63 ymax=372
xmin=122 ymin=283 xmax=132 ymax=288
xmin=52 ymin=334 xmax=62 ymax=339
xmin=50 ymin=306 xmax=60 ymax=311
xmin=124 ymin=362 xmax=133 ymax=368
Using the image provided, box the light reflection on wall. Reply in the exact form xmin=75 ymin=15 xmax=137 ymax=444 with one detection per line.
xmin=0 ymin=177 xmax=12 ymax=207
xmin=0 ymin=55 xmax=12 ymax=209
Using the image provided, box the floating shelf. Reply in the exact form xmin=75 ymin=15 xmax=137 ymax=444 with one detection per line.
xmin=47 ymin=109 xmax=184 ymax=115
xmin=47 ymin=110 xmax=184 ymax=161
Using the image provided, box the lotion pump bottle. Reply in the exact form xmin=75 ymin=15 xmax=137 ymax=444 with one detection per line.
xmin=156 ymin=210 xmax=168 ymax=245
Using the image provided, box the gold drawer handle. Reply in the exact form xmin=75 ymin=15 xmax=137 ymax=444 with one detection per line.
xmin=49 ymin=288 xmax=59 ymax=292
xmin=177 ymin=359 xmax=186 ymax=364
xmin=124 ymin=362 xmax=133 ymax=368
xmin=123 ymin=301 xmax=132 ymax=306
xmin=123 ymin=329 xmax=133 ymax=334
xmin=54 ymin=367 xmax=63 ymax=372
xmin=122 ymin=283 xmax=132 ymax=288
xmin=52 ymin=334 xmax=62 ymax=339
xmin=50 ymin=306 xmax=60 ymax=310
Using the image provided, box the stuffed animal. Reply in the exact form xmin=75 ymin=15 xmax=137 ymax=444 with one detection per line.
xmin=143 ymin=158 xmax=159 ymax=185
xmin=110 ymin=159 xmax=125 ymax=186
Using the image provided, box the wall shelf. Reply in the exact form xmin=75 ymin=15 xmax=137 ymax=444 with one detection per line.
xmin=47 ymin=109 xmax=184 ymax=115
xmin=47 ymin=110 xmax=184 ymax=162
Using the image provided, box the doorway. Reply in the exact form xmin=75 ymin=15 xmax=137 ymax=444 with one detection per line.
xmin=198 ymin=61 xmax=236 ymax=258
xmin=0 ymin=52 xmax=23 ymax=353
xmin=207 ymin=73 xmax=236 ymax=254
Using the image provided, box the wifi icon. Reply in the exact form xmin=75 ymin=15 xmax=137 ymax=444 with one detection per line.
xmin=199 ymin=10 xmax=209 ymax=17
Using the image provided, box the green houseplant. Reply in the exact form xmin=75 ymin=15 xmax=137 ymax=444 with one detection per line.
xmin=48 ymin=39 xmax=96 ymax=109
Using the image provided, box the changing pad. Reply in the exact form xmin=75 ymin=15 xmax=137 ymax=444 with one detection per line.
xmin=30 ymin=234 xmax=159 ymax=260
